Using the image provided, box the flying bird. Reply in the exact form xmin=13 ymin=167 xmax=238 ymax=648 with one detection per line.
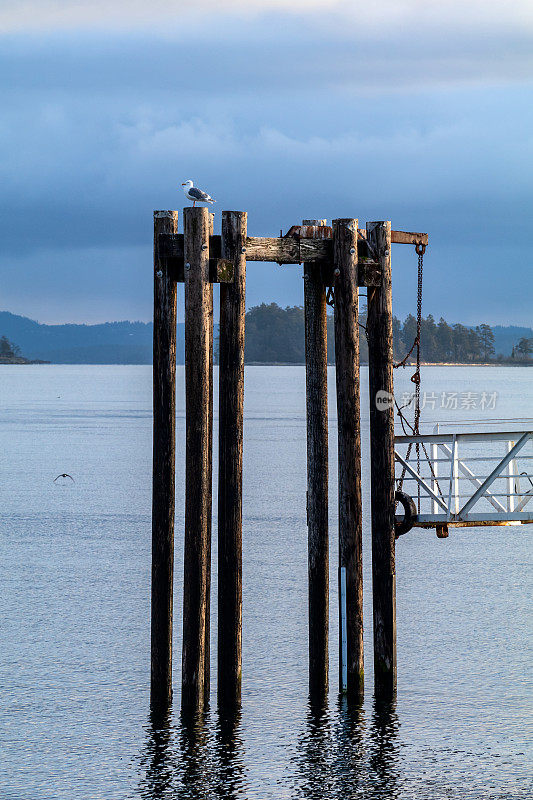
xmin=181 ymin=179 xmax=216 ymax=207
xmin=54 ymin=473 xmax=75 ymax=483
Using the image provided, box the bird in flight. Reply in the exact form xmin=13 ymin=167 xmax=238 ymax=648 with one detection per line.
xmin=54 ymin=473 xmax=75 ymax=483
xmin=181 ymin=179 xmax=216 ymax=207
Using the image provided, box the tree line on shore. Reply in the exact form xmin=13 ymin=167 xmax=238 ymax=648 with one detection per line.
xmin=0 ymin=335 xmax=20 ymax=359
xmin=242 ymin=303 xmax=533 ymax=364
xmin=0 ymin=335 xmax=48 ymax=364
xmin=2 ymin=307 xmax=531 ymax=365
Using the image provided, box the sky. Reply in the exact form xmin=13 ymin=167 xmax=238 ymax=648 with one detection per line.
xmin=0 ymin=0 xmax=532 ymax=325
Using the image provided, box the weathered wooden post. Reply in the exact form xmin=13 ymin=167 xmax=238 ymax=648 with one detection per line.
xmin=218 ymin=210 xmax=247 ymax=708
xmin=333 ymin=217 xmax=364 ymax=699
xmin=303 ymin=219 xmax=330 ymax=698
xmin=182 ymin=206 xmax=213 ymax=712
xmin=204 ymin=212 xmax=215 ymax=706
xmin=151 ymin=210 xmax=179 ymax=711
xmin=366 ymin=220 xmax=396 ymax=698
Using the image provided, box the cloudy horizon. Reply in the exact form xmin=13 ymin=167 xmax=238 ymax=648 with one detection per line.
xmin=1 ymin=1 xmax=532 ymax=325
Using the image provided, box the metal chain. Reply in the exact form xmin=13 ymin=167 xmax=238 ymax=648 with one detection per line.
xmin=396 ymin=244 xmax=423 ymax=506
xmin=413 ymin=246 xmax=423 ymax=509
xmin=329 ymin=240 xmax=440 ymax=510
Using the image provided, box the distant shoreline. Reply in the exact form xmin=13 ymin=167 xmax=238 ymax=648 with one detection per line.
xmin=245 ymin=361 xmax=532 ymax=367
xmin=1 ymin=360 xmax=530 ymax=367
xmin=0 ymin=357 xmax=50 ymax=365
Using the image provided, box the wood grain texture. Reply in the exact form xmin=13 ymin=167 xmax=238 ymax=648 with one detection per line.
xmin=366 ymin=220 xmax=397 ymax=698
xmin=390 ymin=230 xmax=428 ymax=245
xmin=244 ymin=236 xmax=330 ymax=263
xmin=159 ymin=231 xmax=427 ymax=264
xmin=218 ymin=211 xmax=247 ymax=709
xmin=204 ymin=212 xmax=214 ymax=707
xmin=151 ymin=210 xmax=178 ymax=711
xmin=303 ymin=221 xmax=329 ymax=699
xmin=182 ymin=207 xmax=213 ymax=713
xmin=158 ymin=233 xmax=381 ymax=285
xmin=333 ymin=218 xmax=364 ymax=699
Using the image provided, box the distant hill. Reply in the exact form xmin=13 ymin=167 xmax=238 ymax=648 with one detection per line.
xmin=0 ymin=311 xmax=186 ymax=364
xmin=0 ymin=310 xmax=530 ymax=364
xmin=491 ymin=325 xmax=533 ymax=356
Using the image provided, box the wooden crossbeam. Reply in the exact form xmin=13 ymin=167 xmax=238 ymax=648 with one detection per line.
xmin=244 ymin=236 xmax=331 ymax=262
xmin=286 ymin=225 xmax=428 ymax=246
xmin=390 ymin=230 xmax=428 ymax=246
xmin=157 ymin=233 xmax=382 ymax=286
xmin=159 ymin=230 xmax=428 ymax=263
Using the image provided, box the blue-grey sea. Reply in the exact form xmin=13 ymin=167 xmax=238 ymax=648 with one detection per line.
xmin=1 ymin=365 xmax=532 ymax=799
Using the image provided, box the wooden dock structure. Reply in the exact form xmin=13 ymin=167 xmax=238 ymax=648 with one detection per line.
xmin=150 ymin=207 xmax=429 ymax=713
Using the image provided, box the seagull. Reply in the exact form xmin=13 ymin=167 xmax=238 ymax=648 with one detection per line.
xmin=54 ymin=473 xmax=75 ymax=483
xmin=181 ymin=179 xmax=216 ymax=207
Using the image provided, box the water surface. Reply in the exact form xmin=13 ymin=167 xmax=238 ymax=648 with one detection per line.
xmin=1 ymin=365 xmax=532 ymax=798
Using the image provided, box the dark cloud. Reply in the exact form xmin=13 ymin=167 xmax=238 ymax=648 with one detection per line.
xmin=0 ymin=20 xmax=532 ymax=324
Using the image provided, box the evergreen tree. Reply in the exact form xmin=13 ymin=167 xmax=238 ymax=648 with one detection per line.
xmin=437 ymin=317 xmax=453 ymax=361
xmin=516 ymin=337 xmax=533 ymax=360
xmin=392 ymin=316 xmax=404 ymax=360
xmin=401 ymin=314 xmax=417 ymax=359
xmin=239 ymin=305 xmax=517 ymax=365
xmin=420 ymin=314 xmax=438 ymax=361
xmin=478 ymin=324 xmax=495 ymax=360
xmin=245 ymin=303 xmax=305 ymax=363
xmin=0 ymin=336 xmax=19 ymax=358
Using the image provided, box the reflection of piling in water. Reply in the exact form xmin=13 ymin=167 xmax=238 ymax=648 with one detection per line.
xmin=294 ymin=697 xmax=400 ymax=799
xmin=297 ymin=700 xmax=333 ymax=800
xmin=369 ymin=699 xmax=400 ymax=797
xmin=214 ymin=709 xmax=246 ymax=800
xmin=139 ymin=709 xmax=175 ymax=800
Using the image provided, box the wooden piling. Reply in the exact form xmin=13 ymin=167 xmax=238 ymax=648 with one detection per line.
xmin=333 ymin=218 xmax=364 ymax=699
xmin=218 ymin=211 xmax=247 ymax=708
xmin=204 ymin=212 xmax=215 ymax=707
xmin=366 ymin=220 xmax=396 ymax=698
xmin=303 ymin=219 xmax=329 ymax=698
xmin=151 ymin=210 xmax=179 ymax=710
xmin=182 ymin=206 xmax=213 ymax=712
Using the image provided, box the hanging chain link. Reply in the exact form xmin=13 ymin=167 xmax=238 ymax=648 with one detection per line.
xmin=395 ymin=243 xmax=444 ymax=510
xmin=395 ymin=243 xmax=432 ymax=508
xmin=413 ymin=245 xmax=424 ymax=508
xmin=329 ymin=237 xmax=440 ymax=511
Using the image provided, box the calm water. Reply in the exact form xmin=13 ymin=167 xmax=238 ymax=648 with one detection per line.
xmin=1 ymin=365 xmax=532 ymax=799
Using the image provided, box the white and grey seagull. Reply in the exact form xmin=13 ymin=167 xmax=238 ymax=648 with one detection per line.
xmin=181 ymin=179 xmax=216 ymax=207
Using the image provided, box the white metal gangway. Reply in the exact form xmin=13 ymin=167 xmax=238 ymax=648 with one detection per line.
xmin=394 ymin=429 xmax=533 ymax=535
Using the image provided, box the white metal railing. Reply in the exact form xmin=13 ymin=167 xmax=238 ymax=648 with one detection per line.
xmin=394 ymin=429 xmax=533 ymax=525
